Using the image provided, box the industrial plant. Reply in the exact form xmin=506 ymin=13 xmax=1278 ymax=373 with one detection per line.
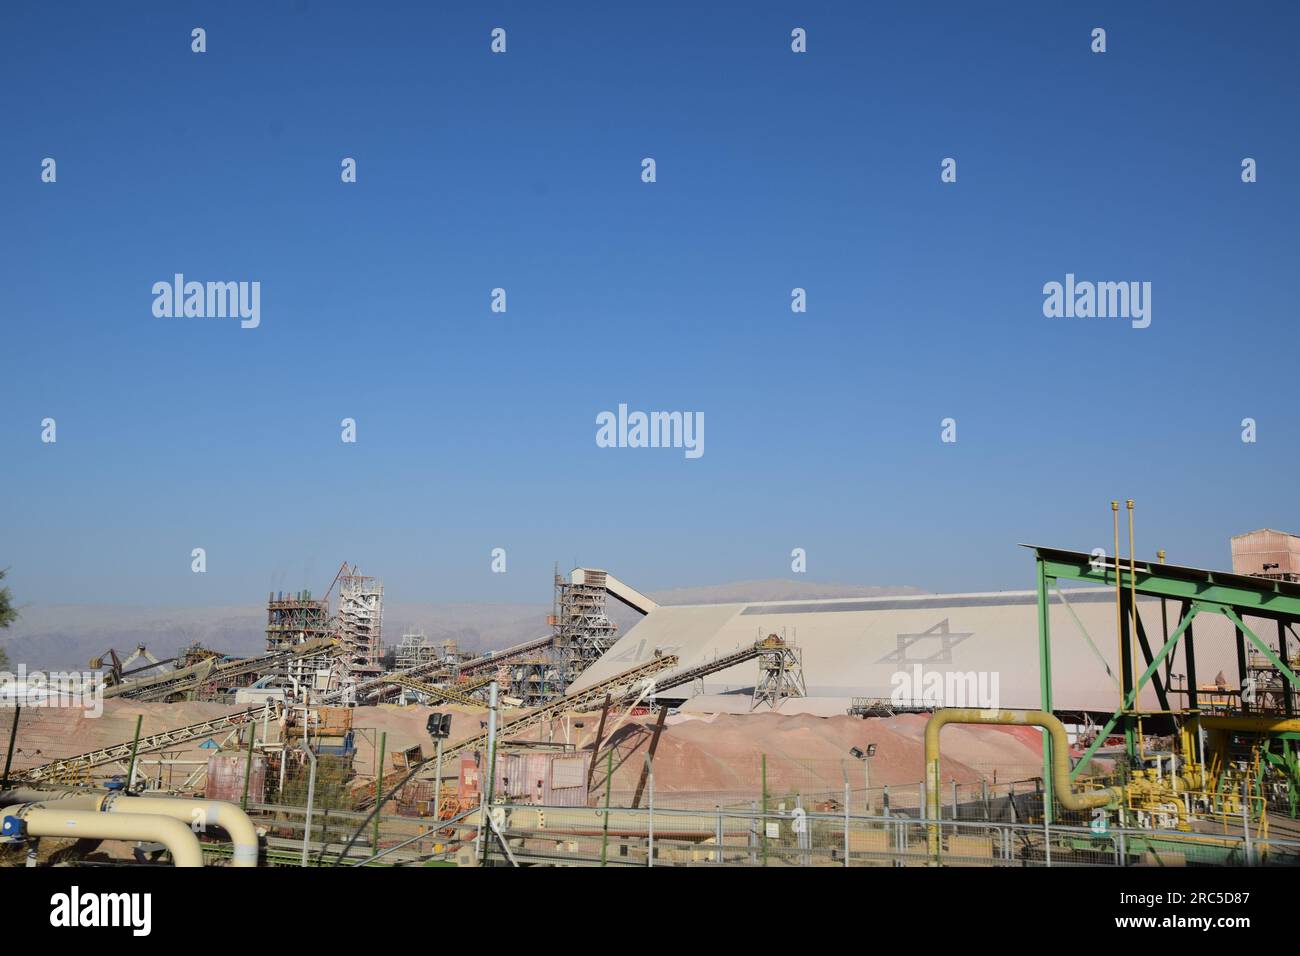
xmin=2 ymin=515 xmax=1299 ymax=868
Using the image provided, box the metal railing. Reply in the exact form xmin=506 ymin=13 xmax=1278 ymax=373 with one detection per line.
xmin=478 ymin=802 xmax=1300 ymax=868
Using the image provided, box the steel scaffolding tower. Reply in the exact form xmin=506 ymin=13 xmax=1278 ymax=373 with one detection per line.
xmin=553 ymin=567 xmax=619 ymax=691
xmin=395 ymin=629 xmax=437 ymax=672
xmin=265 ymin=590 xmax=334 ymax=695
xmin=337 ymin=569 xmax=384 ymax=678
xmin=750 ymin=630 xmax=808 ymax=711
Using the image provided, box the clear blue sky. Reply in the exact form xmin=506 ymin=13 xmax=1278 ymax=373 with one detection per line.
xmin=2 ymin=1 xmax=1297 ymax=607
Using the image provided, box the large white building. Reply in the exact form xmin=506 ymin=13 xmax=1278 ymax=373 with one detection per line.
xmin=569 ymin=586 xmax=1258 ymax=717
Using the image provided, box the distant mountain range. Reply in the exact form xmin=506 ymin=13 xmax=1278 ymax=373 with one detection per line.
xmin=0 ymin=580 xmax=925 ymax=671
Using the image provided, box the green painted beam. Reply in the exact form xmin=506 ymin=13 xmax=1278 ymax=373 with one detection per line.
xmin=1031 ymin=547 xmax=1300 ymax=621
xmin=1037 ymin=560 xmax=1055 ymax=822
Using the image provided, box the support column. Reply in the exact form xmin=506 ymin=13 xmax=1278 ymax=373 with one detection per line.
xmin=1036 ymin=558 xmax=1055 ymax=823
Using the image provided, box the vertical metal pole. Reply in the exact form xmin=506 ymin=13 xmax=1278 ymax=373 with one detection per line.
xmin=1235 ymin=623 xmax=1250 ymax=714
xmin=715 ymin=804 xmax=723 ymax=865
xmin=748 ymin=800 xmax=757 ymax=865
xmin=883 ymin=784 xmax=890 ymax=817
xmin=599 ymin=748 xmax=613 ymax=866
xmin=241 ymin=721 xmax=256 ymax=810
xmin=646 ymin=752 xmax=654 ymax=867
xmin=1127 ymin=500 xmax=1138 ymax=700
xmin=1113 ymin=502 xmax=1124 ymax=708
xmin=1242 ymin=777 xmax=1253 ymax=866
xmin=760 ymin=753 xmax=769 ymax=867
xmin=373 ymin=731 xmax=386 ymax=851
xmin=863 ymin=757 xmax=871 ymax=814
xmin=480 ymin=681 xmax=499 ymax=867
xmin=843 ymin=781 xmax=850 ymax=867
xmin=1158 ymin=549 xmax=1170 ymax=687
xmin=1 ymin=707 xmax=20 ymax=790
xmin=301 ymin=740 xmax=317 ymax=867
xmin=125 ymin=714 xmax=143 ymax=792
xmin=585 ymin=693 xmax=612 ymax=791
xmin=1185 ymin=608 xmax=1199 ymax=710
xmin=432 ymin=736 xmax=444 ymax=829
xmin=1036 ymin=556 xmax=1055 ymax=823
xmin=1279 ymin=621 xmax=1293 ymax=717
xmin=951 ymin=778 xmax=958 ymax=821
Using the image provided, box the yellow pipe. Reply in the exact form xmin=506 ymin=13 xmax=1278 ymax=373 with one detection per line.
xmin=105 ymin=795 xmax=259 ymax=867
xmin=925 ymin=709 xmax=1125 ymax=859
xmin=13 ymin=805 xmax=204 ymax=867
xmin=1127 ymin=500 xmax=1137 ymax=701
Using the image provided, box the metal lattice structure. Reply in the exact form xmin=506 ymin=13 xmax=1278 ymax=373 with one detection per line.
xmin=265 ymin=590 xmax=335 ymax=694
xmin=1030 ymin=542 xmax=1300 ymax=827
xmin=750 ymin=631 xmax=808 ymax=711
xmin=394 ymin=629 xmax=438 ymax=672
xmin=553 ymin=568 xmax=619 ymax=690
xmin=387 ymin=673 xmax=493 ymax=708
xmin=337 ymin=568 xmax=384 ymax=678
xmin=18 ymin=702 xmax=281 ymax=783
xmin=105 ymin=638 xmax=341 ymax=702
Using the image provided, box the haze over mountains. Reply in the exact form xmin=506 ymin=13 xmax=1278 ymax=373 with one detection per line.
xmin=0 ymin=580 xmax=925 ymax=672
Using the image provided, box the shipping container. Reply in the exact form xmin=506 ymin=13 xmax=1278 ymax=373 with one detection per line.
xmin=462 ymin=749 xmax=592 ymax=807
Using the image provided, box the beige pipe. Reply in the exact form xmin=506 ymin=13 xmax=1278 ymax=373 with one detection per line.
xmin=3 ymin=788 xmax=259 ymax=867
xmin=925 ymin=709 xmax=1126 ymax=859
xmin=1 ymin=787 xmax=109 ymax=811
xmin=104 ymin=795 xmax=259 ymax=867
xmin=16 ymin=805 xmax=204 ymax=867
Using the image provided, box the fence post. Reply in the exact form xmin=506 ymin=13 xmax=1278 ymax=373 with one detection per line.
xmin=2 ymin=704 xmax=20 ymax=791
xmin=646 ymin=752 xmax=654 ymax=868
xmin=373 ymin=731 xmax=386 ymax=853
xmin=599 ymin=748 xmax=613 ymax=867
xmin=1242 ymin=778 xmax=1253 ymax=866
xmin=843 ymin=782 xmax=850 ymax=867
xmin=760 ymin=753 xmax=769 ymax=867
xmin=240 ymin=720 xmax=255 ymax=810
xmin=301 ymin=739 xmax=317 ymax=867
xmin=749 ymin=800 xmax=758 ymax=865
xmin=125 ymin=715 xmax=143 ymax=793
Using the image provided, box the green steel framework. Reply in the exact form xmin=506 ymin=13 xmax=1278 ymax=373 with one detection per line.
xmin=1030 ymin=545 xmax=1300 ymax=823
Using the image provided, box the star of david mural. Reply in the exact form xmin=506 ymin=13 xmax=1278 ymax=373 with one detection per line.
xmin=875 ymin=618 xmax=974 ymax=665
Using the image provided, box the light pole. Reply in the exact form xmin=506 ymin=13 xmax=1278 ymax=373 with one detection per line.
xmin=426 ymin=711 xmax=452 ymax=838
xmin=850 ymin=744 xmax=877 ymax=814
